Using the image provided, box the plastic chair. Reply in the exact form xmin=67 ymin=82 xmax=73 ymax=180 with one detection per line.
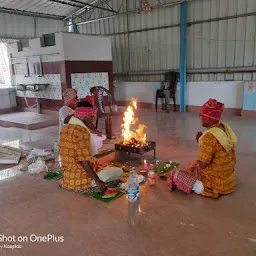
xmin=155 ymin=71 xmax=179 ymax=113
xmin=90 ymin=86 xmax=122 ymax=139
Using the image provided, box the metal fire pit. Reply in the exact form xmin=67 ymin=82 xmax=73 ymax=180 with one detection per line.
xmin=115 ymin=141 xmax=156 ymax=163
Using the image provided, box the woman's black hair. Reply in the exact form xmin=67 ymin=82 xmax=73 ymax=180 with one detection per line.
xmin=77 ymin=100 xmax=93 ymax=108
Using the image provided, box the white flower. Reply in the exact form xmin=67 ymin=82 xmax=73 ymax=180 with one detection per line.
xmin=169 ymin=161 xmax=173 ymax=164
xmin=166 ymin=164 xmax=171 ymax=168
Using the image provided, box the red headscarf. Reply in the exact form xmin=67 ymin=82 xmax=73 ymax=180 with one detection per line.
xmin=200 ymin=98 xmax=224 ymax=124
xmin=85 ymin=95 xmax=95 ymax=106
xmin=74 ymin=106 xmax=97 ymax=119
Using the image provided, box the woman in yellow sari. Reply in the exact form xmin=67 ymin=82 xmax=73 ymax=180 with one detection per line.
xmin=58 ymin=101 xmax=123 ymax=195
xmin=168 ymin=98 xmax=238 ymax=199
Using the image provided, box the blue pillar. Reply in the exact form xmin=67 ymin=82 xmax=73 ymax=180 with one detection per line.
xmin=179 ymin=2 xmax=187 ymax=112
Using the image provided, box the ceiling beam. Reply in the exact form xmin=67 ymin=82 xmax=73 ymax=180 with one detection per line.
xmin=67 ymin=0 xmax=117 ymax=14
xmin=64 ymin=0 xmax=100 ymax=20
xmin=48 ymin=0 xmax=84 ymax=8
xmin=102 ymin=0 xmax=115 ymax=12
xmin=72 ymin=0 xmax=193 ymax=26
xmin=64 ymin=0 xmax=117 ymax=21
xmin=0 ymin=7 xmax=64 ymax=20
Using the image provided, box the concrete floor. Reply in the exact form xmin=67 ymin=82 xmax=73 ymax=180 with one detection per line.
xmin=0 ymin=110 xmax=256 ymax=256
xmin=0 ymin=112 xmax=58 ymax=130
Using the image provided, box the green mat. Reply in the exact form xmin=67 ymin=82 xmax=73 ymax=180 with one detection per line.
xmin=94 ymin=149 xmax=115 ymax=159
xmin=44 ymin=170 xmax=63 ymax=180
xmin=92 ymin=191 xmax=126 ymax=203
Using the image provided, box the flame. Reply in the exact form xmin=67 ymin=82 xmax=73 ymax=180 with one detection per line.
xmin=121 ymin=99 xmax=147 ymax=147
xmin=135 ymin=124 xmax=147 ymax=144
xmin=132 ymin=98 xmax=137 ymax=109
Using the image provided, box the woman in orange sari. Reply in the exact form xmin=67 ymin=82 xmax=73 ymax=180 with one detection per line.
xmin=168 ymin=98 xmax=238 ymax=199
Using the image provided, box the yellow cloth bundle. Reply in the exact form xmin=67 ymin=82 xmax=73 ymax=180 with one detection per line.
xmin=198 ymin=122 xmax=238 ymax=151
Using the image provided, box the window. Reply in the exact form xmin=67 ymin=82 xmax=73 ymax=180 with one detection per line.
xmin=41 ymin=33 xmax=56 ymax=47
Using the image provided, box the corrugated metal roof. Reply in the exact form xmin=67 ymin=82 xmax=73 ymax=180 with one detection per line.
xmin=0 ymin=0 xmax=96 ymax=18
xmin=79 ymin=0 xmax=256 ymax=82
xmin=0 ymin=12 xmax=64 ymax=39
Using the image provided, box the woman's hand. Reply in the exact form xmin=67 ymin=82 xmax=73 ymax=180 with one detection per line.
xmin=93 ymin=161 xmax=106 ymax=171
xmin=96 ymin=131 xmax=104 ymax=137
xmin=64 ymin=115 xmax=72 ymax=124
xmin=81 ymin=161 xmax=106 ymax=192
xmin=180 ymin=161 xmax=199 ymax=173
xmin=188 ymin=161 xmax=199 ymax=172
xmin=196 ymin=131 xmax=203 ymax=142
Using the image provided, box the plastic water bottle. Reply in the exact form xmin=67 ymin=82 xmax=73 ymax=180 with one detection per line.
xmin=148 ymin=171 xmax=156 ymax=185
xmin=133 ymin=167 xmax=140 ymax=197
xmin=53 ymin=141 xmax=61 ymax=166
xmin=54 ymin=140 xmax=58 ymax=155
xmin=128 ymin=168 xmax=139 ymax=202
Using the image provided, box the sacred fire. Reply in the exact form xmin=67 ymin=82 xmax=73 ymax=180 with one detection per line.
xmin=121 ymin=98 xmax=148 ymax=148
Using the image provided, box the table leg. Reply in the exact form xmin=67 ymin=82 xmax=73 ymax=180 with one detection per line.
xmin=115 ymin=151 xmax=127 ymax=162
xmin=140 ymin=154 xmax=143 ymax=164
xmin=165 ymin=91 xmax=170 ymax=113
xmin=105 ymin=116 xmax=112 ymax=139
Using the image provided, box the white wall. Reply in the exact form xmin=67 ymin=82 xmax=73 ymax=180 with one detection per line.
xmin=7 ymin=33 xmax=64 ymax=101
xmin=7 ymin=33 xmax=65 ymax=63
xmin=115 ymin=82 xmax=153 ymax=103
xmin=8 ymin=32 xmax=113 ymax=101
xmin=0 ymin=88 xmax=16 ymax=109
xmin=8 ymin=32 xmax=112 ymax=63
xmin=15 ymin=75 xmax=62 ymax=100
xmin=185 ymin=81 xmax=244 ymax=109
xmin=62 ymin=32 xmax=112 ymax=61
xmin=114 ymin=81 xmax=244 ymax=109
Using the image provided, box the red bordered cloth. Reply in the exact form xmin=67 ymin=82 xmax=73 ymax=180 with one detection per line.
xmin=74 ymin=107 xmax=97 ymax=118
xmin=167 ymin=161 xmax=199 ymax=194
